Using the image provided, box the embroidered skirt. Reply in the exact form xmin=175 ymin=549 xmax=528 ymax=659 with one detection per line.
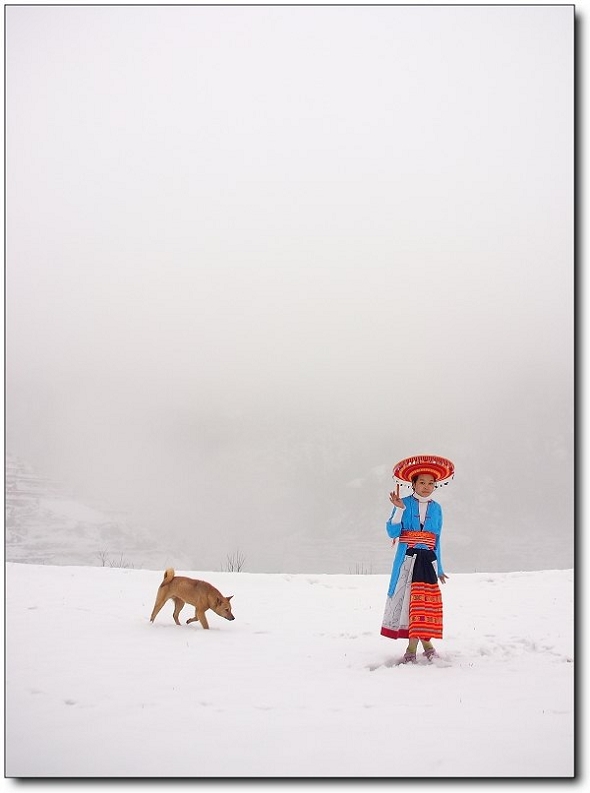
xmin=380 ymin=548 xmax=443 ymax=640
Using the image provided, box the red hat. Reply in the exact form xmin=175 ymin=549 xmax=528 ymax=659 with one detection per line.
xmin=392 ymin=455 xmax=455 ymax=486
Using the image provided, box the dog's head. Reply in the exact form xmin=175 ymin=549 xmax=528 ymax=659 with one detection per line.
xmin=213 ymin=595 xmax=235 ymax=621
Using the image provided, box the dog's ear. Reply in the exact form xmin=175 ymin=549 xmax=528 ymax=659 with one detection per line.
xmin=227 ymin=595 xmax=233 ymax=601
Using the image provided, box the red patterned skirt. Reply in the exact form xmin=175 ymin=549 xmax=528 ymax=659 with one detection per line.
xmin=381 ymin=548 xmax=443 ymax=640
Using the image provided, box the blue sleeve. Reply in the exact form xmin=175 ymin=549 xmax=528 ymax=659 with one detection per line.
xmin=434 ymin=508 xmax=444 ymax=576
xmin=385 ymin=508 xmax=403 ymax=539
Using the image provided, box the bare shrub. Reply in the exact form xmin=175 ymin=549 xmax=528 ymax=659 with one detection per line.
xmin=349 ymin=561 xmax=373 ymax=575
xmin=96 ymin=550 xmax=136 ymax=569
xmin=222 ymin=549 xmax=246 ymax=572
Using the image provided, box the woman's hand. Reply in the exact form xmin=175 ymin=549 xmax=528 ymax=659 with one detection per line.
xmin=389 ymin=484 xmax=405 ymax=509
xmin=439 ymin=574 xmax=449 ymax=584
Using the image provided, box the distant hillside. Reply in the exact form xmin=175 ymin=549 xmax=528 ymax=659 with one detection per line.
xmin=5 ymin=455 xmax=187 ymax=569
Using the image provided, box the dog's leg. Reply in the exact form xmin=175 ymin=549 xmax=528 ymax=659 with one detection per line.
xmin=172 ymin=597 xmax=185 ymax=625
xmin=150 ymin=591 xmax=169 ymax=622
xmin=187 ymin=610 xmax=210 ymax=629
xmin=197 ymin=610 xmax=210 ymax=630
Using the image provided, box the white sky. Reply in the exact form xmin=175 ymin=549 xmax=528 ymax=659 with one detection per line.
xmin=5 ymin=5 xmax=574 ymax=570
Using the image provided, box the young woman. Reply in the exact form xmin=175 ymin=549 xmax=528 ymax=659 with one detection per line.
xmin=380 ymin=455 xmax=454 ymax=664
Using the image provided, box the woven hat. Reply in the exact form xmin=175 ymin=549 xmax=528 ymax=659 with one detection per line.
xmin=392 ymin=454 xmax=455 ymax=487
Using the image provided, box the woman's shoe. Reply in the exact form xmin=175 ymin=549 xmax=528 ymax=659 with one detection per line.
xmin=400 ymin=651 xmax=417 ymax=664
xmin=423 ymin=648 xmax=438 ymax=661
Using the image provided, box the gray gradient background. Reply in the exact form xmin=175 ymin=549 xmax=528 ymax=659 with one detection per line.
xmin=5 ymin=5 xmax=574 ymax=573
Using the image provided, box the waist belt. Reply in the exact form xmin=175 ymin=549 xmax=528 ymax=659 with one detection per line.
xmin=399 ymin=530 xmax=436 ymax=550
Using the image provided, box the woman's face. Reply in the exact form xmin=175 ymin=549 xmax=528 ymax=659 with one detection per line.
xmin=413 ymin=474 xmax=436 ymax=497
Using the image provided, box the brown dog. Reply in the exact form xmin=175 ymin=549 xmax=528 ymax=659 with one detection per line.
xmin=150 ymin=568 xmax=235 ymax=629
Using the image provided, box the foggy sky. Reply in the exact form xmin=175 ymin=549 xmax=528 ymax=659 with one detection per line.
xmin=5 ymin=5 xmax=574 ymax=572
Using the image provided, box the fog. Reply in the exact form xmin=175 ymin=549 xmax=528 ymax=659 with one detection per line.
xmin=5 ymin=5 xmax=574 ymax=573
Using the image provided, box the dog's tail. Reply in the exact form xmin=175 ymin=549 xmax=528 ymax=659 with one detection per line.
xmin=160 ymin=568 xmax=175 ymax=586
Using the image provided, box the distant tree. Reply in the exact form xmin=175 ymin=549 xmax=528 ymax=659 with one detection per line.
xmin=222 ymin=548 xmax=246 ymax=572
xmin=349 ymin=561 xmax=373 ymax=575
xmin=97 ymin=550 xmax=108 ymax=567
xmin=108 ymin=553 xmax=136 ymax=569
xmin=96 ymin=550 xmax=137 ymax=569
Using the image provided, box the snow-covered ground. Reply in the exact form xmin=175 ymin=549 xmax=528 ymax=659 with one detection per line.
xmin=5 ymin=563 xmax=573 ymax=779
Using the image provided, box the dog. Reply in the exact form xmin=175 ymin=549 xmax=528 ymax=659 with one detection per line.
xmin=150 ymin=568 xmax=235 ymax=629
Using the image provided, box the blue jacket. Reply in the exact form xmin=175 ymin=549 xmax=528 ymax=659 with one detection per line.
xmin=385 ymin=495 xmax=445 ymax=597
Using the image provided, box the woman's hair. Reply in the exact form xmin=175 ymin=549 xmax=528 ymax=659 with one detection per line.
xmin=411 ymin=472 xmax=438 ymax=486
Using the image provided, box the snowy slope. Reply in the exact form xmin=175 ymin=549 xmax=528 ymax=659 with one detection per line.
xmin=5 ymin=455 xmax=188 ymax=570
xmin=5 ymin=563 xmax=574 ymax=778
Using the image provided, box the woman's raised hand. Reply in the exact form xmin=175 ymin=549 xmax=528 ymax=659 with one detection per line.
xmin=389 ymin=483 xmax=405 ymax=508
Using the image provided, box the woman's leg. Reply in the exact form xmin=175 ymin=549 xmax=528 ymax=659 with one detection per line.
xmin=421 ymin=638 xmax=437 ymax=659
xmin=400 ymin=638 xmax=419 ymax=663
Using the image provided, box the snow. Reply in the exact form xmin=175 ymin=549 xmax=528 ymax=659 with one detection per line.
xmin=4 ymin=562 xmax=574 ymax=779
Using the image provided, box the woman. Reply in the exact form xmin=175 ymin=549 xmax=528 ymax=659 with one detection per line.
xmin=380 ymin=455 xmax=454 ymax=664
